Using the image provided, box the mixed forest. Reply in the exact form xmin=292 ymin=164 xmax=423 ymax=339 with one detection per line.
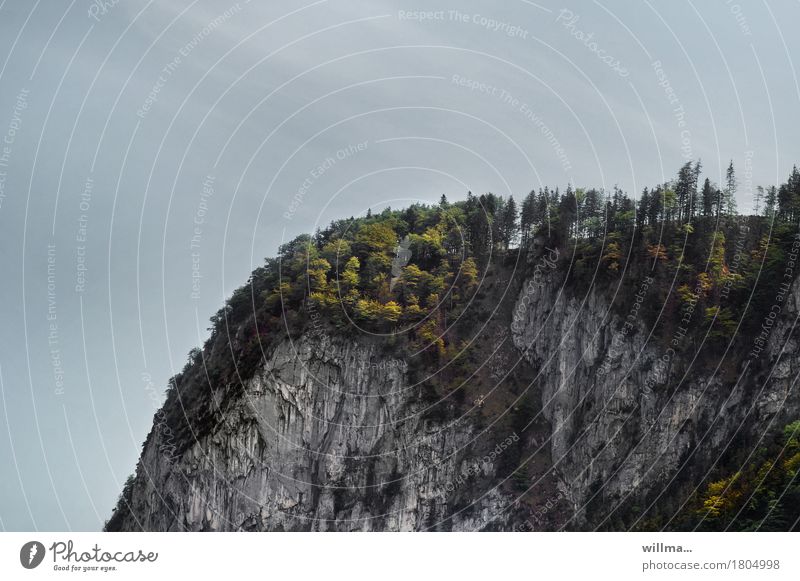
xmin=154 ymin=160 xmax=800 ymax=531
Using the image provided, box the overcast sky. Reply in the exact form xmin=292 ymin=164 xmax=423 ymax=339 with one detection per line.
xmin=1 ymin=0 xmax=799 ymax=531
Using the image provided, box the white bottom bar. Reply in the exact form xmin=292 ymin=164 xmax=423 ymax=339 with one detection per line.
xmin=1 ymin=532 xmax=797 ymax=579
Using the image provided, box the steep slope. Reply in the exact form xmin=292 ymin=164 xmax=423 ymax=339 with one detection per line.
xmin=108 ymin=259 xmax=800 ymax=531
xmin=107 ymin=179 xmax=800 ymax=531
xmin=107 ymin=333 xmax=519 ymax=531
xmin=511 ymin=268 xmax=800 ymax=528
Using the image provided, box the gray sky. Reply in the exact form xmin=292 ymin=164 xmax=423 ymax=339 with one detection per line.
xmin=0 ymin=0 xmax=798 ymax=531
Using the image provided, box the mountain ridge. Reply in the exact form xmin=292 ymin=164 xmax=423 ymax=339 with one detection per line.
xmin=107 ymin=163 xmax=800 ymax=531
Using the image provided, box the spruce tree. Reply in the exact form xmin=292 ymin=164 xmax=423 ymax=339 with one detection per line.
xmin=520 ymin=190 xmax=537 ymax=246
xmin=499 ymin=196 xmax=519 ymax=250
xmin=701 ymin=178 xmax=715 ymax=218
xmin=724 ymin=161 xmax=738 ymax=218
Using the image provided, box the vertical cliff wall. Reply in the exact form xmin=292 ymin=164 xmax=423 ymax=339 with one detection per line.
xmin=510 ymin=271 xmax=800 ymax=526
xmin=107 ymin=333 xmax=526 ymax=531
xmin=108 ymin=265 xmax=800 ymax=531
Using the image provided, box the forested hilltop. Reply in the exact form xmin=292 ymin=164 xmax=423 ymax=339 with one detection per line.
xmin=239 ymin=160 xmax=800 ymax=354
xmin=108 ymin=161 xmax=800 ymax=532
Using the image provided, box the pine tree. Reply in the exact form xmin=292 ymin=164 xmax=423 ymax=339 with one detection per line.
xmin=778 ymin=181 xmax=793 ymax=221
xmin=647 ymin=186 xmax=663 ymax=226
xmin=663 ymin=187 xmax=677 ymax=223
xmin=583 ymin=188 xmax=604 ymax=237
xmin=614 ymin=190 xmax=635 ymax=233
xmin=787 ymin=166 xmax=800 ymax=221
xmin=498 ymin=196 xmax=519 ymax=250
xmin=701 ymin=178 xmax=715 ymax=218
xmin=637 ymin=188 xmax=651 ymax=230
xmin=692 ymin=160 xmax=702 ymax=219
xmin=558 ymin=186 xmax=578 ymax=242
xmin=763 ymin=185 xmax=777 ymax=219
xmin=520 ymin=190 xmax=537 ymax=246
xmin=674 ymin=160 xmax=701 ymax=223
xmin=753 ymin=186 xmax=763 ymax=216
xmin=675 ymin=161 xmax=692 ymax=222
xmin=724 ymin=161 xmax=738 ymax=218
xmin=466 ymin=200 xmax=491 ymax=257
xmin=536 ymin=188 xmax=550 ymax=233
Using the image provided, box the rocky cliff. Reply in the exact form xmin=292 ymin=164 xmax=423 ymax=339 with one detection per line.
xmin=510 ymin=268 xmax=800 ymax=527
xmin=107 ymin=332 xmax=537 ymax=531
xmin=107 ymin=259 xmax=800 ymax=532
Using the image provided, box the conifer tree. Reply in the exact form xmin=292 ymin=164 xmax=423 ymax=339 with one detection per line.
xmin=724 ymin=161 xmax=738 ymax=218
xmin=498 ymin=195 xmax=519 ymax=249
xmin=701 ymin=178 xmax=715 ymax=218
xmin=520 ymin=190 xmax=537 ymax=246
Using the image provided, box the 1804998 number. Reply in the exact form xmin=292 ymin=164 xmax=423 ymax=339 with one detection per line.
xmin=735 ymin=559 xmax=780 ymax=570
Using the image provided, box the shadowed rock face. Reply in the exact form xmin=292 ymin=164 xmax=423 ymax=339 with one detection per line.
xmin=510 ymin=273 xmax=800 ymax=525
xmin=107 ymin=272 xmax=800 ymax=531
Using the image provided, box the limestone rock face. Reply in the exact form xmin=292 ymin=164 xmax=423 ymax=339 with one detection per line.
xmin=110 ymin=334 xmax=513 ymax=531
xmin=510 ymin=273 xmax=800 ymax=523
xmin=109 ymin=273 xmax=800 ymax=531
